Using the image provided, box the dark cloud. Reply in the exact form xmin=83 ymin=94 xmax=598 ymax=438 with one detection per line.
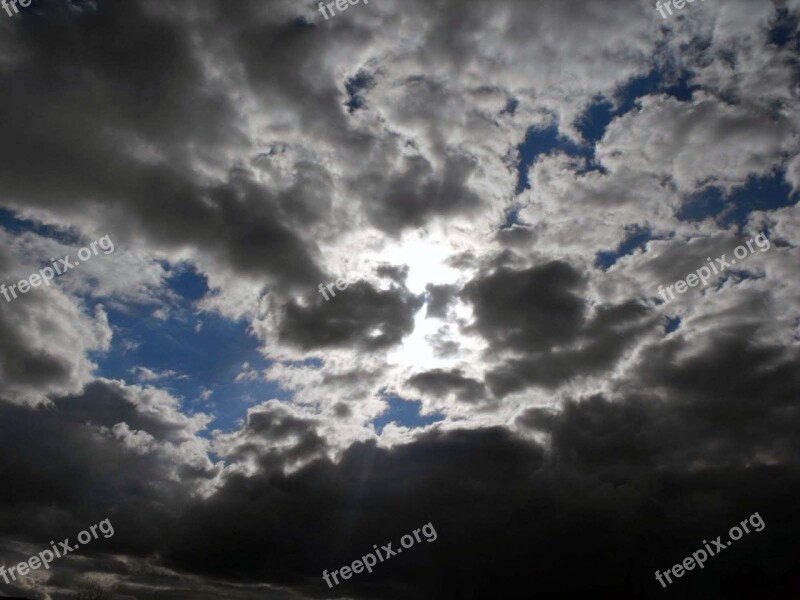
xmin=487 ymin=299 xmax=659 ymax=395
xmin=375 ymin=264 xmax=410 ymax=285
xmin=0 ymin=382 xmax=209 ymax=567
xmin=359 ymin=152 xmax=484 ymax=234
xmin=218 ymin=402 xmax=329 ymax=469
xmin=424 ymin=283 xmax=458 ymax=319
xmin=0 ymin=317 xmax=72 ymax=388
xmin=461 ymin=260 xmax=587 ymax=351
xmin=0 ymin=0 xmax=327 ymax=291
xmin=333 ymin=402 xmax=351 ymax=418
xmin=61 ymin=380 xmax=204 ymax=445
xmin=407 ymin=368 xmax=488 ymax=403
xmin=0 ymin=257 xmax=108 ymax=403
xmin=164 ymin=427 xmax=547 ymax=598
xmin=459 ymin=261 xmax=660 ymax=394
xmin=5 ymin=368 xmax=800 ymax=598
xmin=276 ymin=282 xmax=424 ymax=351
xmin=162 ymin=369 xmax=800 ymax=598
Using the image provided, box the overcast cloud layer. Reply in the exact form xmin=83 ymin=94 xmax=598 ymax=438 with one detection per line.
xmin=1 ymin=0 xmax=799 ymax=598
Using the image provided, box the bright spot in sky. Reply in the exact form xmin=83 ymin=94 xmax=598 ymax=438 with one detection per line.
xmin=379 ymin=234 xmax=461 ymax=294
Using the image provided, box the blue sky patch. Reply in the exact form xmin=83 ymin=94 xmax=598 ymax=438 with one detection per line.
xmin=577 ymin=96 xmax=615 ymax=145
xmin=769 ymin=8 xmax=800 ymax=49
xmin=523 ymin=67 xmax=700 ymax=195
xmin=665 ymin=315 xmax=682 ymax=334
xmin=165 ymin=262 xmax=210 ymax=302
xmin=345 ymin=71 xmax=374 ymax=113
xmin=595 ymin=225 xmax=656 ymax=270
xmin=88 ymin=268 xmax=290 ymax=433
xmin=500 ymin=207 xmax=525 ymax=229
xmin=501 ymin=98 xmax=519 ymax=116
xmin=372 ymin=395 xmax=444 ymax=434
xmin=576 ymin=67 xmax=699 ymax=145
xmin=91 ymin=302 xmax=286 ymax=433
xmin=516 ymin=123 xmax=593 ymax=193
xmin=0 ymin=207 xmax=83 ymax=245
xmin=678 ymin=171 xmax=798 ymax=229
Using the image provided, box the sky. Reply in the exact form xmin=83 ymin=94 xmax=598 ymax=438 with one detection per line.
xmin=0 ymin=0 xmax=799 ymax=598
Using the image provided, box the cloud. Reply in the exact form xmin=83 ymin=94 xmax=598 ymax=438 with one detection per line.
xmin=407 ymin=368 xmax=488 ymax=403
xmin=269 ymin=280 xmax=424 ymax=352
xmin=461 ymin=260 xmax=588 ymax=352
xmin=130 ymin=367 xmax=190 ymax=383
xmin=0 ymin=233 xmax=112 ymax=405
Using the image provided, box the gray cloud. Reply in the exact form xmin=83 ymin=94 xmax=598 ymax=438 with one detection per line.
xmin=461 ymin=260 xmax=588 ymax=351
xmin=276 ymin=281 xmax=423 ymax=351
xmin=407 ymin=368 xmax=488 ymax=403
